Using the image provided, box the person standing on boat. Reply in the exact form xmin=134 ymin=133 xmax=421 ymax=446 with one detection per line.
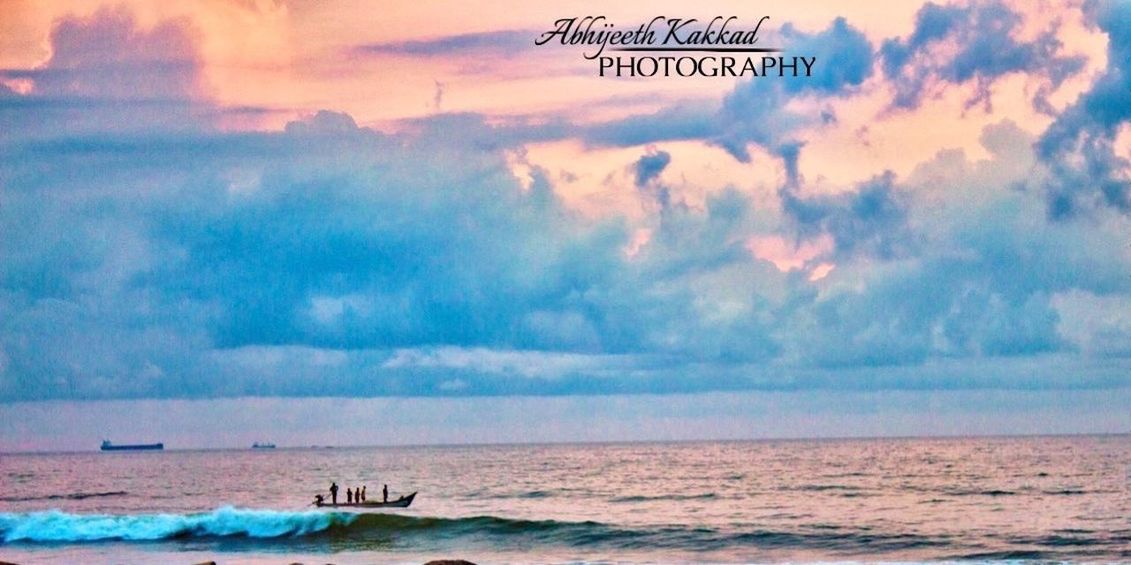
xmin=361 ymin=485 xmax=366 ymax=501
xmin=383 ymin=484 xmax=388 ymax=503
xmin=347 ymin=487 xmax=353 ymax=504
xmin=330 ymin=482 xmax=338 ymax=505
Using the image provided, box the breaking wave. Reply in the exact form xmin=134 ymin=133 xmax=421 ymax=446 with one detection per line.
xmin=0 ymin=507 xmax=349 ymax=543
xmin=0 ymin=507 xmax=939 ymax=550
xmin=1 ymin=507 xmax=1123 ymax=557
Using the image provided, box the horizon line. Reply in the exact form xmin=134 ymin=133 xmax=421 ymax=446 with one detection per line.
xmin=3 ymin=431 xmax=1128 ymax=456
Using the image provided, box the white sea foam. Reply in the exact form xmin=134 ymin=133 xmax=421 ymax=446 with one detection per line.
xmin=0 ymin=506 xmax=350 ymax=542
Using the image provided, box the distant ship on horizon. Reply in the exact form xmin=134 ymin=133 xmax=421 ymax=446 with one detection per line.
xmin=252 ymin=442 xmax=276 ymax=449
xmin=100 ymin=440 xmax=164 ymax=451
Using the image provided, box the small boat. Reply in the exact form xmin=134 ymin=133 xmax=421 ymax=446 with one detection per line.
xmin=316 ymin=491 xmax=417 ymax=509
xmin=252 ymin=442 xmax=276 ymax=449
xmin=101 ymin=440 xmax=163 ymax=451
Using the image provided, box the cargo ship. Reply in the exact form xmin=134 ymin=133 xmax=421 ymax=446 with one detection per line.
xmin=100 ymin=440 xmax=164 ymax=451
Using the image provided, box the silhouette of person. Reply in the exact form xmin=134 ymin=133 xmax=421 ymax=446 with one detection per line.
xmin=330 ymin=482 xmax=338 ymax=505
xmin=361 ymin=485 xmax=367 ymax=502
xmin=383 ymin=484 xmax=388 ymax=503
xmin=347 ymin=487 xmax=353 ymax=504
xmin=314 ymin=494 xmax=324 ymax=507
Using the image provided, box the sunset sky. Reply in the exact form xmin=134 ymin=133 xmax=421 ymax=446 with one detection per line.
xmin=1 ymin=0 xmax=1128 ymax=450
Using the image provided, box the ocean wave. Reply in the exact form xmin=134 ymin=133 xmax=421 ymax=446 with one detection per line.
xmin=0 ymin=491 xmax=129 ymax=503
xmin=952 ymin=549 xmax=1050 ymax=560
xmin=609 ymin=493 xmax=717 ymax=503
xmin=1 ymin=508 xmax=1120 ymax=557
xmin=0 ymin=507 xmax=351 ymax=543
xmin=789 ymin=484 xmax=862 ymax=492
xmin=466 ymin=489 xmax=567 ymax=500
xmin=943 ymin=488 xmax=1016 ymax=496
xmin=0 ymin=507 xmax=949 ymax=553
xmin=1042 ymin=488 xmax=1088 ymax=496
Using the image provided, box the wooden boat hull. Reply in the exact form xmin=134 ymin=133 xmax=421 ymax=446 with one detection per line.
xmin=319 ymin=491 xmax=416 ymax=508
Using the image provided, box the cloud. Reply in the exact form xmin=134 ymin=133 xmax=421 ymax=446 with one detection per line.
xmin=37 ymin=7 xmax=200 ymax=100
xmin=1053 ymin=290 xmax=1131 ymax=357
xmin=354 ymin=30 xmax=536 ymax=58
xmin=575 ymin=17 xmax=873 ymax=167
xmin=780 ymin=172 xmax=914 ymax=260
xmin=1035 ymin=0 xmax=1131 ymax=218
xmin=0 ymin=7 xmax=207 ymax=142
xmin=775 ymin=120 xmax=1130 ymax=370
xmin=779 ymin=17 xmax=875 ymax=95
xmin=0 ymin=6 xmax=1128 ymax=403
xmin=349 ymin=29 xmax=590 ymax=81
xmin=583 ymin=103 xmax=719 ymax=147
xmin=633 ymin=148 xmax=671 ymax=187
xmin=880 ymin=0 xmax=1086 ymax=111
xmin=716 ymin=17 xmax=873 ymax=163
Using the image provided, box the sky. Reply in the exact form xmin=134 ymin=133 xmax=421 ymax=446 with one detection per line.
xmin=1 ymin=0 xmax=1129 ymax=450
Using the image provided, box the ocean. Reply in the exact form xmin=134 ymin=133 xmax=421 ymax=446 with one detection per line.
xmin=1 ymin=435 xmax=1128 ymax=563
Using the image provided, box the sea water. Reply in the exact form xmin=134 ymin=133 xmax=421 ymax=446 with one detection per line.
xmin=1 ymin=435 xmax=1128 ymax=563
